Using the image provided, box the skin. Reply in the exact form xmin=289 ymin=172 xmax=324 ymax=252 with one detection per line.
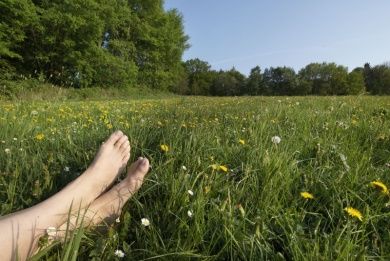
xmin=0 ymin=131 xmax=150 ymax=260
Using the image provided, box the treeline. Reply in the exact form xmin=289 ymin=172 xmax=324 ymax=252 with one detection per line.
xmin=0 ymin=0 xmax=188 ymax=90
xmin=175 ymin=59 xmax=390 ymax=96
xmin=2 ymin=1 xmax=390 ymax=96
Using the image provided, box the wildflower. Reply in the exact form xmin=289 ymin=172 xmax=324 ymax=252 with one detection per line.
xmin=300 ymin=191 xmax=314 ymax=200
xmin=31 ymin=110 xmax=38 ymax=116
xmin=187 ymin=210 xmax=193 ymax=218
xmin=182 ymin=165 xmax=187 ymax=171
xmin=370 ymin=181 xmax=389 ymax=195
xmin=160 ymin=144 xmax=169 ymax=152
xmin=13 ymin=138 xmax=17 ymax=141
xmin=4 ymin=148 xmax=10 ymax=154
xmin=239 ymin=139 xmax=245 ymax=145
xmin=64 ymin=166 xmax=70 ymax=172
xmin=187 ymin=190 xmax=194 ymax=196
xmin=271 ymin=136 xmax=281 ymax=144
xmin=115 ymin=217 xmax=121 ymax=223
xmin=344 ymin=207 xmax=363 ymax=221
xmin=35 ymin=133 xmax=45 ymax=141
xmin=114 ymin=249 xmax=125 ymax=258
xmin=46 ymin=226 xmax=57 ymax=237
xmin=219 ymin=165 xmax=228 ymax=172
xmin=211 ymin=164 xmax=218 ymax=170
xmin=141 ymin=218 xmax=150 ymax=227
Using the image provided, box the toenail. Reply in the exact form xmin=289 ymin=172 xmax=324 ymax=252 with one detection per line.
xmin=141 ymin=158 xmax=148 ymax=165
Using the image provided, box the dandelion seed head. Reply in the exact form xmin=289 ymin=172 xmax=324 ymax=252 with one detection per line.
xmin=271 ymin=136 xmax=281 ymax=144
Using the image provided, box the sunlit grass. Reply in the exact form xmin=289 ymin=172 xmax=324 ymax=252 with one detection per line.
xmin=1 ymin=96 xmax=390 ymax=260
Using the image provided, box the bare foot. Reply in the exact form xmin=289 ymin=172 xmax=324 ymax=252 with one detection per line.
xmin=84 ymin=130 xmax=131 ymax=196
xmin=55 ymin=157 xmax=150 ymax=236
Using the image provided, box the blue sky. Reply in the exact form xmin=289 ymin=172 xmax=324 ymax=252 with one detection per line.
xmin=164 ymin=1 xmax=390 ymax=75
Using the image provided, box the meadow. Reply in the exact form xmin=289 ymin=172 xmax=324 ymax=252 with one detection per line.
xmin=1 ymin=96 xmax=390 ymax=260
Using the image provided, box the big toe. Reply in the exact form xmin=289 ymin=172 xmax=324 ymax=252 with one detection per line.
xmin=126 ymin=157 xmax=149 ymax=190
xmin=105 ymin=130 xmax=124 ymax=145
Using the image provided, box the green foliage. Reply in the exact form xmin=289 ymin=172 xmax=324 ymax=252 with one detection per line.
xmin=211 ymin=68 xmax=246 ymax=96
xmin=245 ymin=66 xmax=264 ymax=95
xmin=364 ymin=63 xmax=390 ymax=95
xmin=184 ymin=59 xmax=214 ymax=95
xmin=0 ymin=0 xmax=188 ymax=89
xmin=347 ymin=70 xmax=365 ymax=95
xmin=298 ymin=62 xmax=349 ymax=95
xmin=263 ymin=66 xmax=298 ymax=95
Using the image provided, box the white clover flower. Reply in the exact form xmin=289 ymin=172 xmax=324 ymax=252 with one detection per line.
xmin=64 ymin=166 xmax=70 ymax=172
xmin=271 ymin=136 xmax=281 ymax=144
xmin=141 ymin=218 xmax=150 ymax=227
xmin=13 ymin=138 xmax=17 ymax=141
xmin=187 ymin=189 xmax=194 ymax=196
xmin=31 ymin=110 xmax=38 ymax=116
xmin=114 ymin=249 xmax=125 ymax=258
xmin=115 ymin=217 xmax=120 ymax=223
xmin=182 ymin=165 xmax=187 ymax=171
xmin=187 ymin=210 xmax=193 ymax=218
xmin=4 ymin=148 xmax=10 ymax=154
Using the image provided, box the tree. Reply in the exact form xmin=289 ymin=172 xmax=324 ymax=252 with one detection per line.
xmin=346 ymin=70 xmax=365 ymax=94
xmin=184 ymin=58 xmax=214 ymax=95
xmin=245 ymin=66 xmax=264 ymax=95
xmin=211 ymin=68 xmax=246 ymax=96
xmin=263 ymin=66 xmax=298 ymax=95
xmin=0 ymin=0 xmax=38 ymax=79
xmin=298 ymin=62 xmax=348 ymax=95
xmin=366 ymin=64 xmax=390 ymax=95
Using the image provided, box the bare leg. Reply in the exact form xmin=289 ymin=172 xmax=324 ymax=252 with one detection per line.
xmin=0 ymin=131 xmax=130 ymax=260
xmin=56 ymin=157 xmax=150 ymax=235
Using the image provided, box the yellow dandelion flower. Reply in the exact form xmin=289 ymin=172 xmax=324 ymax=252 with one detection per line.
xmin=300 ymin=191 xmax=314 ymax=200
xmin=219 ymin=165 xmax=228 ymax=172
xmin=35 ymin=133 xmax=45 ymax=141
xmin=239 ymin=139 xmax=245 ymax=145
xmin=160 ymin=144 xmax=169 ymax=152
xmin=344 ymin=207 xmax=363 ymax=221
xmin=370 ymin=181 xmax=389 ymax=195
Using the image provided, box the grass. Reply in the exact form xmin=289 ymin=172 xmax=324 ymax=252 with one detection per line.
xmin=1 ymin=96 xmax=390 ymax=260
